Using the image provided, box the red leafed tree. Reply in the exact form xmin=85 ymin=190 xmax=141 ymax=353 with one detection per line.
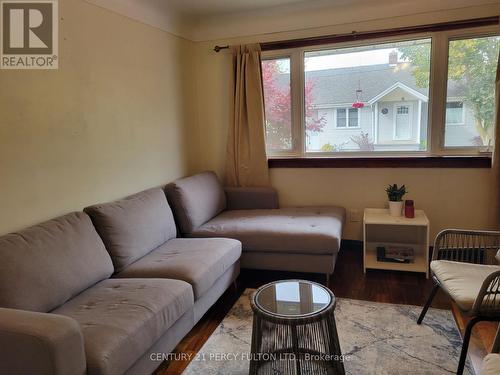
xmin=262 ymin=60 xmax=325 ymax=150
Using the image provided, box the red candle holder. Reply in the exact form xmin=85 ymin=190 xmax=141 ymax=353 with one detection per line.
xmin=404 ymin=200 xmax=415 ymax=218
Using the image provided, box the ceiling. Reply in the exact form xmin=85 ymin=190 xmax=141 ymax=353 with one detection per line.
xmin=86 ymin=0 xmax=500 ymax=41
xmin=165 ymin=0 xmax=318 ymax=17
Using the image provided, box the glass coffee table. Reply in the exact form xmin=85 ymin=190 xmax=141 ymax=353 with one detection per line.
xmin=249 ymin=280 xmax=345 ymax=375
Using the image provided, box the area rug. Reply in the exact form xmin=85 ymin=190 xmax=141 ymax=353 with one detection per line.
xmin=182 ymin=289 xmax=473 ymax=374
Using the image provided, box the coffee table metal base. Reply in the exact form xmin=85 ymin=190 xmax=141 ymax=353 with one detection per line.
xmin=249 ymin=282 xmax=345 ymax=375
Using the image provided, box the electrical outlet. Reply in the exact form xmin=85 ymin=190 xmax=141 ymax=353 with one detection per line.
xmin=349 ymin=208 xmax=361 ymax=222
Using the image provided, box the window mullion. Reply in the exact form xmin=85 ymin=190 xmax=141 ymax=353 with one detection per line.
xmin=428 ymin=33 xmax=448 ymax=155
xmin=290 ymin=50 xmax=304 ymax=156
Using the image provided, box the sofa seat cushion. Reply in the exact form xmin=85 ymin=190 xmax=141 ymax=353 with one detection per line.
xmin=430 ymin=260 xmax=500 ymax=312
xmin=0 ymin=212 xmax=113 ymax=312
xmin=116 ymin=238 xmax=241 ymax=300
xmin=191 ymin=206 xmax=345 ymax=255
xmin=482 ymin=353 xmax=500 ymax=375
xmin=52 ymin=278 xmax=193 ymax=375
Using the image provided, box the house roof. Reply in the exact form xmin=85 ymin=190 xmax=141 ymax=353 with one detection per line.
xmin=368 ymin=82 xmax=428 ymax=104
xmin=295 ymin=63 xmax=463 ymax=106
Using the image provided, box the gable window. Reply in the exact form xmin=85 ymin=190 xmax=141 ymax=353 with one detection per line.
xmin=262 ymin=28 xmax=499 ymax=158
xmin=445 ymin=101 xmax=465 ymax=125
xmin=335 ymin=108 xmax=359 ymax=128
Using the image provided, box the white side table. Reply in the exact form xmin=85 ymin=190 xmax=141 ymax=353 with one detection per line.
xmin=363 ymin=208 xmax=430 ymax=278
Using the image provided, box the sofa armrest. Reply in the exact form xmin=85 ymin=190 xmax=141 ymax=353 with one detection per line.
xmin=224 ymin=187 xmax=279 ymax=210
xmin=0 ymin=308 xmax=86 ymax=375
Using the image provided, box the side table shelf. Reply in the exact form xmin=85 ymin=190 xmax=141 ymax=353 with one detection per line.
xmin=363 ymin=208 xmax=430 ymax=278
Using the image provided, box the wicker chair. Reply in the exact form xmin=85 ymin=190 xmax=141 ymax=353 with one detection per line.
xmin=417 ymin=229 xmax=500 ymax=375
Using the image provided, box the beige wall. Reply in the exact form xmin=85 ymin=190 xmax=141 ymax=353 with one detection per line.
xmin=189 ymin=5 xmax=499 ymax=240
xmin=0 ymin=0 xmax=194 ymax=234
xmin=1 ymin=0 xmax=497 ymax=239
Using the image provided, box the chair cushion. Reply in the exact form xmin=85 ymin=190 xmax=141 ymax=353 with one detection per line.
xmin=85 ymin=188 xmax=177 ymax=273
xmin=116 ymin=238 xmax=241 ymax=299
xmin=0 ymin=212 xmax=113 ymax=312
xmin=191 ymin=206 xmax=345 ymax=255
xmin=52 ymin=278 xmax=193 ymax=375
xmin=165 ymin=171 xmax=226 ymax=235
xmin=482 ymin=353 xmax=500 ymax=375
xmin=430 ymin=260 xmax=500 ymax=312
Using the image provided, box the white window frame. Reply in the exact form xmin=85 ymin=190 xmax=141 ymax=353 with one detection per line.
xmin=334 ymin=107 xmax=360 ymax=129
xmin=261 ymin=25 xmax=500 ymax=158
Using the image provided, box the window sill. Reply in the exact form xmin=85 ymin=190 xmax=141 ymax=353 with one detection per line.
xmin=268 ymin=156 xmax=492 ymax=168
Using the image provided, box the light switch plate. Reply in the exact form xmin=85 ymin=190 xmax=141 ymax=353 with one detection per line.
xmin=349 ymin=208 xmax=361 ymax=222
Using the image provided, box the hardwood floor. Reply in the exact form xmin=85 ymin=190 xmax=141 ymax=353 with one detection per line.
xmin=158 ymin=244 xmax=497 ymax=375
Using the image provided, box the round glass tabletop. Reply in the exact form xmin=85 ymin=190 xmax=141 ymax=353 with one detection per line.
xmin=254 ymin=280 xmax=333 ymax=317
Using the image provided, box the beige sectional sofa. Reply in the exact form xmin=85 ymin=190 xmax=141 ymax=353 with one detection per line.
xmin=0 ymin=187 xmax=241 ymax=375
xmin=166 ymin=171 xmax=345 ymax=280
xmin=0 ymin=171 xmax=344 ymax=375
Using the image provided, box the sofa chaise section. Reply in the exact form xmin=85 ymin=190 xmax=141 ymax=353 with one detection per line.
xmin=166 ymin=171 xmax=345 ymax=279
xmin=0 ymin=211 xmax=195 ymax=375
xmin=84 ymin=187 xmax=241 ymax=323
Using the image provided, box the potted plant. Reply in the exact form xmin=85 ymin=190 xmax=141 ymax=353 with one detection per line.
xmin=385 ymin=184 xmax=407 ymax=217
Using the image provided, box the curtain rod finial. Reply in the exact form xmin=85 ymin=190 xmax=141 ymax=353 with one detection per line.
xmin=214 ymin=45 xmax=229 ymax=52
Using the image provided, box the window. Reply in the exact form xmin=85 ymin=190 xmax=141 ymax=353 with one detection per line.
xmin=304 ymin=38 xmax=430 ymax=153
xmin=335 ymin=108 xmax=359 ymax=128
xmin=262 ymin=29 xmax=499 ymax=158
xmin=445 ymin=102 xmax=465 ymax=125
xmin=262 ymin=57 xmax=292 ymax=152
xmin=444 ymin=35 xmax=500 ymax=148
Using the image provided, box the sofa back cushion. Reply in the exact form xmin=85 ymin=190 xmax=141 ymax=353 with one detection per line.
xmin=165 ymin=171 xmax=226 ymax=235
xmin=0 ymin=212 xmax=114 ymax=312
xmin=84 ymin=188 xmax=177 ymax=272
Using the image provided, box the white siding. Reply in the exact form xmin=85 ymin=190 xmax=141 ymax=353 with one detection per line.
xmin=307 ymin=107 xmax=373 ymax=151
xmin=444 ymin=103 xmax=482 ymax=147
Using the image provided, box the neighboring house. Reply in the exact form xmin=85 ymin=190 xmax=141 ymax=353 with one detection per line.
xmin=305 ymin=58 xmax=478 ymax=152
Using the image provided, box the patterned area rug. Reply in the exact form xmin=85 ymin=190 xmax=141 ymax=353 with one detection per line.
xmin=182 ymin=289 xmax=473 ymax=374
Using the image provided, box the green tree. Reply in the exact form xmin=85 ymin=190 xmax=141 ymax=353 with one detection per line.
xmin=400 ymin=37 xmax=500 ymax=145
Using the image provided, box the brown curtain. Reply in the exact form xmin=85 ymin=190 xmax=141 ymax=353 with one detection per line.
xmin=493 ymin=51 xmax=500 ymax=227
xmin=225 ymin=44 xmax=270 ymax=187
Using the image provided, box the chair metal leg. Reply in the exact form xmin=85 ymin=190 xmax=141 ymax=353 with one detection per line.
xmin=417 ymin=283 xmax=440 ymax=325
xmin=457 ymin=317 xmax=481 ymax=375
xmin=491 ymin=324 xmax=500 ymax=354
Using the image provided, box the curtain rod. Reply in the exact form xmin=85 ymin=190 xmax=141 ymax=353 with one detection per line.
xmin=213 ymin=16 xmax=499 ymax=52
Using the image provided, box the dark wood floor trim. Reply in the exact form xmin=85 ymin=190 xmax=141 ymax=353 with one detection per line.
xmin=268 ymin=156 xmax=492 ymax=168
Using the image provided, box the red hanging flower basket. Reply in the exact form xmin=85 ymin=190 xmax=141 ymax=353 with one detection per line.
xmin=352 ymin=102 xmax=365 ymax=109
